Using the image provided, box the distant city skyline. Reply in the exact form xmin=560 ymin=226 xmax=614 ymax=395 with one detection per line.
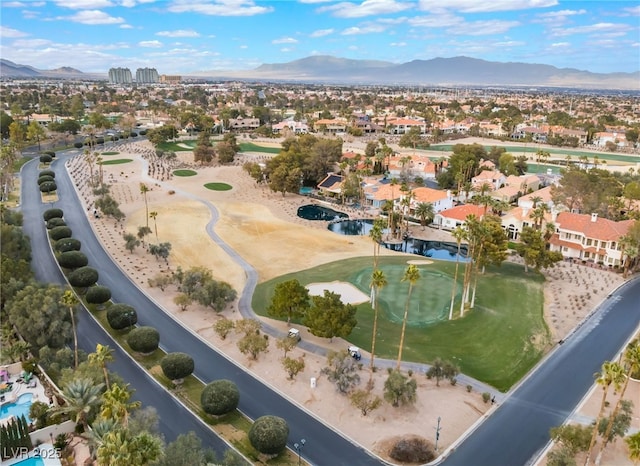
xmin=1 ymin=0 xmax=639 ymax=75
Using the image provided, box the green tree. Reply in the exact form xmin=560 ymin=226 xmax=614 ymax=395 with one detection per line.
xmin=139 ymin=183 xmax=150 ymax=228
xmin=516 ymin=226 xmax=563 ymax=273
xmin=626 ymin=431 xmax=640 ymax=465
xmin=237 ymin=332 xmax=269 ymax=360
xmin=266 ymin=279 xmax=310 ymax=325
xmin=350 ymin=388 xmax=382 ymax=416
xmin=123 ymin=233 xmax=140 ymax=253
xmin=248 ymin=415 xmax=289 ymax=455
xmin=60 ymin=290 xmax=80 ymax=369
xmin=213 ymin=318 xmax=234 ymax=340
xmin=398 ymin=126 xmax=425 ymax=150
xmin=216 ymin=140 xmax=236 ymax=164
xmin=160 ymin=352 xmax=194 ymax=384
xmin=321 ymin=350 xmax=361 ymax=394
xmin=55 ymin=378 xmax=104 ymax=432
xmin=426 ymin=358 xmax=459 ymax=386
xmin=550 ymin=423 xmax=591 ymax=455
xmin=193 ymin=131 xmax=215 ymax=165
xmin=88 ymin=344 xmax=115 ymax=390
xmin=156 ymin=432 xmax=214 ymax=466
xmin=304 ymin=290 xmax=357 ymax=341
xmin=27 ymin=121 xmax=46 ymax=151
xmin=127 ymin=327 xmax=160 ymax=355
xmin=384 ymin=370 xmax=417 ymax=407
xmin=97 ymin=429 xmax=163 ymax=466
xmin=369 ymin=269 xmax=387 ymax=378
xmin=282 ymin=357 xmax=305 ymax=379
xmin=397 ymin=265 xmax=420 ymax=369
xmin=414 ymin=202 xmax=434 ymax=230
xmin=100 ymin=383 xmax=141 ymax=428
xmin=276 ymin=336 xmax=297 ymax=358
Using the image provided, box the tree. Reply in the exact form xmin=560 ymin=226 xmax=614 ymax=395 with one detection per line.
xmin=156 ymin=432 xmax=214 ymax=466
xmin=201 ymin=380 xmax=240 ymax=416
xmin=49 ymin=225 xmax=72 ymax=241
xmin=60 ymin=290 xmax=80 ymax=369
xmin=137 ymin=225 xmax=152 ymax=247
xmin=123 ymin=233 xmax=140 ymax=253
xmin=27 ymin=121 xmax=46 ymax=151
xmin=160 ymin=352 xmax=194 ymax=384
xmin=100 ymin=383 xmax=141 ymax=428
xmin=449 ymin=226 xmax=465 ymax=320
xmin=266 ymin=279 xmax=310 ymax=325
xmin=399 ymin=126 xmax=425 ymax=150
xmin=97 ymin=429 xmax=163 ymax=466
xmin=276 ymin=336 xmax=297 ymax=358
xmin=86 ymin=286 xmax=112 ymax=309
xmin=216 ymin=140 xmax=236 ymax=164
xmin=516 ymin=226 xmax=564 ymax=273
xmin=626 ymin=431 xmax=640 ymax=465
xmin=414 ymin=202 xmax=434 ymax=230
xmin=173 ymin=293 xmax=192 ymax=312
xmin=282 ymin=357 xmax=305 ymax=379
xmin=550 ymin=423 xmax=591 ymax=455
xmin=139 ymin=184 xmax=150 ymax=228
xmin=397 ymin=265 xmax=420 ymax=369
xmin=149 ymin=211 xmax=158 ymax=241
xmin=106 ymin=304 xmax=137 ymax=330
xmin=304 ymin=290 xmax=357 ymax=341
xmin=193 ymin=131 xmax=215 ymax=165
xmin=248 ymin=415 xmax=289 ymax=455
xmin=384 ymin=370 xmax=417 ymax=407
xmin=426 ymin=358 xmax=459 ymax=386
xmin=237 ymin=332 xmax=269 ymax=360
xmin=350 ymin=388 xmax=382 ymax=416
xmin=213 ymin=318 xmax=234 ymax=340
xmin=55 ymin=237 xmax=81 ymax=253
xmin=369 ymin=269 xmax=387 ymax=378
xmin=191 ymin=279 xmax=236 ymax=312
xmin=55 ymin=378 xmax=104 ymax=432
xmin=321 ymin=350 xmax=361 ymax=394
xmin=88 ymin=344 xmax=115 ymax=390
xmin=127 ymin=327 xmax=160 ymax=354
xmin=57 ymin=250 xmax=89 ymax=269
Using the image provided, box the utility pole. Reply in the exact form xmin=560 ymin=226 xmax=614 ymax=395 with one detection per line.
xmin=434 ymin=416 xmax=442 ymax=452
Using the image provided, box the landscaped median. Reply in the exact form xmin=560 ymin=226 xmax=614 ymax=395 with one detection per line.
xmin=43 ymin=206 xmax=305 ymax=465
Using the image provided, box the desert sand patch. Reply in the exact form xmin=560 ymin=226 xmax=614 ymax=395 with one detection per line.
xmin=306 ymin=281 xmax=371 ymax=305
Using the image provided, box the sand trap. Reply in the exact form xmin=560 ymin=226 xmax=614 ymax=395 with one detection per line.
xmin=407 ymin=259 xmax=434 ymax=265
xmin=306 ymin=281 xmax=370 ymax=305
xmin=177 ymin=143 xmax=193 ymax=149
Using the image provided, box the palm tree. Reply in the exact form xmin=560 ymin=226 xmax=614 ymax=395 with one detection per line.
xmin=87 ymin=417 xmax=118 ymax=459
xmin=98 ymin=430 xmax=163 ymax=466
xmin=530 ymin=196 xmax=543 ymax=208
xmin=627 ymin=432 xmax=640 ymax=465
xmin=396 ymin=264 xmax=420 ymax=369
xmin=585 ymin=361 xmax=626 ymax=465
xmin=140 ymin=183 xmax=150 ymax=228
xmin=100 ymin=383 xmax=141 ymax=428
xmin=149 ymin=211 xmax=158 ymax=241
xmin=55 ymin=378 xmax=104 ymax=432
xmin=599 ymin=340 xmax=640 ymax=457
xmin=369 ymin=269 xmax=387 ymax=380
xmin=60 ymin=290 xmax=79 ymax=369
xmin=89 ymin=344 xmax=115 ymax=390
xmin=449 ymin=226 xmax=466 ymax=320
xmin=369 ymin=218 xmax=385 ymax=269
xmin=414 ymin=202 xmax=434 ymax=230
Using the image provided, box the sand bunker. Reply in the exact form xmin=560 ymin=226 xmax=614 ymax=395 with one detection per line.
xmin=177 ymin=143 xmax=193 ymax=149
xmin=407 ymin=259 xmax=434 ymax=265
xmin=306 ymin=281 xmax=370 ymax=305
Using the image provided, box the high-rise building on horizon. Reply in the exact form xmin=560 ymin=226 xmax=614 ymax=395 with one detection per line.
xmin=108 ymin=67 xmax=132 ymax=84
xmin=136 ymin=67 xmax=159 ymax=84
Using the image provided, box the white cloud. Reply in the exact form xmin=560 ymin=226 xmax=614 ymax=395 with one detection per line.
xmin=239 ymin=45 xmax=248 ymax=49
xmin=168 ymin=0 xmax=273 ymax=16
xmin=552 ymin=22 xmax=630 ymax=37
xmin=622 ymin=6 xmax=640 ymax=16
xmin=298 ymin=0 xmax=334 ymax=3
xmin=550 ymin=42 xmax=570 ymax=47
xmin=61 ymin=10 xmax=126 ymax=24
xmin=0 ymin=26 xmax=29 ymax=38
xmin=537 ymin=9 xmax=586 ymax=18
xmin=280 ymin=47 xmax=293 ymax=52
xmin=318 ymin=0 xmax=412 ymax=18
xmin=341 ymin=24 xmax=387 ymax=35
xmin=448 ymin=19 xmax=520 ymax=36
xmin=3 ymin=1 xmax=45 ymax=6
xmin=310 ymin=28 xmax=334 ymax=38
xmin=120 ymin=24 xmax=133 ymax=28
xmin=408 ymin=12 xmax=461 ymax=28
xmin=156 ymin=29 xmax=200 ymax=37
xmin=348 ymin=45 xmax=358 ymax=50
xmin=390 ymin=41 xmax=406 ymax=46
xmin=12 ymin=38 xmax=53 ymax=48
xmin=54 ymin=0 xmax=115 ymax=9
xmin=272 ymin=36 xmax=298 ymax=44
xmin=419 ymin=0 xmax=557 ymax=13
xmin=139 ymin=40 xmax=163 ymax=47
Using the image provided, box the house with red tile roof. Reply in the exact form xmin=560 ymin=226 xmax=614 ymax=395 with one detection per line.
xmin=471 ymin=170 xmax=506 ymax=191
xmin=433 ymin=204 xmax=486 ymax=231
xmin=548 ymin=212 xmax=634 ymax=266
xmin=406 ymin=187 xmax=454 ymax=214
xmin=387 ymin=154 xmax=442 ymax=180
xmin=518 ymin=186 xmax=555 ymax=210
xmin=385 ymin=117 xmax=427 ymax=135
xmin=501 ymin=206 xmax=554 ymax=240
xmin=363 ymin=181 xmax=403 ymax=209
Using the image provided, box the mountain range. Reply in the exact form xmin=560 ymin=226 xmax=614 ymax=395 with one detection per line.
xmin=2 ymin=56 xmax=638 ymax=90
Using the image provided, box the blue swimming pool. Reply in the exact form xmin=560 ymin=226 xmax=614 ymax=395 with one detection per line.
xmin=0 ymin=393 xmax=33 ymax=422
xmin=297 ymin=204 xmax=348 ymax=221
xmin=12 ymin=457 xmax=45 ymax=466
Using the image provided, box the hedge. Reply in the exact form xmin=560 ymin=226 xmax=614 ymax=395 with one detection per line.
xmin=57 ymin=251 xmax=88 ymax=269
xmin=106 ymin=304 xmax=137 ymax=330
xmin=160 ymin=352 xmax=194 ymax=382
xmin=55 ymin=238 xmax=81 ymax=253
xmin=67 ymin=266 xmax=99 ymax=289
xmin=201 ymin=380 xmax=240 ymax=416
xmin=46 ymin=218 xmax=66 ymax=229
xmin=49 ymin=226 xmax=72 ymax=241
xmin=39 ymin=170 xmax=55 ymax=178
xmin=248 ymin=415 xmax=289 ymax=455
xmin=85 ymin=286 xmax=111 ymax=306
xmin=127 ymin=326 xmax=160 ymax=354
xmin=43 ymin=208 xmax=63 ymax=222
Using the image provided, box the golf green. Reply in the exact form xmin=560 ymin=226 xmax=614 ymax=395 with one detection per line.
xmin=204 ymin=182 xmax=232 ymax=191
xmin=173 ymin=169 xmax=198 ymax=177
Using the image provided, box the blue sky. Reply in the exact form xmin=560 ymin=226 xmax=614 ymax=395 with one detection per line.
xmin=1 ymin=0 xmax=639 ymax=75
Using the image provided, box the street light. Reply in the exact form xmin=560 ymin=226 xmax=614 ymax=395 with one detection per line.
xmin=434 ymin=416 xmax=442 ymax=452
xmin=294 ymin=438 xmax=306 ymax=465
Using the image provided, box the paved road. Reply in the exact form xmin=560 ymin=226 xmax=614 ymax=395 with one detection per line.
xmin=29 ymin=151 xmax=384 ymax=465
xmin=442 ymin=279 xmax=640 ymax=466
xmin=21 ymin=156 xmax=238 ymax=458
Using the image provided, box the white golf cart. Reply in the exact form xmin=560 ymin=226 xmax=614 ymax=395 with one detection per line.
xmin=288 ymin=328 xmax=301 ymax=342
xmin=348 ymin=346 xmax=362 ymax=360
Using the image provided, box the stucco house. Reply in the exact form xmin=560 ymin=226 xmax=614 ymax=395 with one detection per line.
xmin=407 ymin=187 xmax=454 ymax=214
xmin=433 ymin=204 xmax=486 ymax=231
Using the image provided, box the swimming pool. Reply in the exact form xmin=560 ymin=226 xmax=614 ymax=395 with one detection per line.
xmin=0 ymin=393 xmax=33 ymax=422
xmin=297 ymin=204 xmax=348 ymax=221
xmin=12 ymin=457 xmax=44 ymax=466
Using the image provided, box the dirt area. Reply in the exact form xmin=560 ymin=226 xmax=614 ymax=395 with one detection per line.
xmin=63 ymin=139 xmax=637 ymax=464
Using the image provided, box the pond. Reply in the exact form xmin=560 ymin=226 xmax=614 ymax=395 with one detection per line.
xmin=328 ymin=219 xmax=469 ymax=262
xmin=297 ymin=204 xmax=348 ymax=221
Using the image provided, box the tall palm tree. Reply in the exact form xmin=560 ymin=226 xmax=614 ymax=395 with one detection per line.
xmin=369 ymin=218 xmax=384 ymax=270
xmin=585 ymin=361 xmax=626 ymax=465
xmin=100 ymin=383 xmax=141 ymax=428
xmin=396 ymin=264 xmax=420 ymax=369
xmin=60 ymin=290 xmax=79 ymax=369
xmin=369 ymin=269 xmax=387 ymax=380
xmin=599 ymin=340 xmax=640 ymax=456
xmin=89 ymin=344 xmax=115 ymax=390
xmin=55 ymin=378 xmax=104 ymax=433
xmin=449 ymin=226 xmax=466 ymax=320
xmin=139 ymin=183 xmax=150 ymax=228
xmin=149 ymin=211 xmax=158 ymax=241
xmin=414 ymin=202 xmax=434 ymax=231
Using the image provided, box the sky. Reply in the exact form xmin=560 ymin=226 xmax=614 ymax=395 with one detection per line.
xmin=1 ymin=0 xmax=639 ymax=75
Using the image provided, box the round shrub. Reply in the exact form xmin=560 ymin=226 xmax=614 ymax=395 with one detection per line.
xmin=49 ymin=226 xmax=72 ymax=241
xmin=74 ymin=142 xmax=83 ymax=149
xmin=201 ymin=380 xmax=240 ymax=416
xmin=389 ymin=436 xmax=435 ymax=463
xmin=46 ymin=218 xmax=66 ymax=229
xmin=106 ymin=304 xmax=137 ymax=330
xmin=39 ymin=154 xmax=53 ymax=164
xmin=39 ymin=170 xmax=55 ymax=178
xmin=130 ymin=132 xmax=138 ymax=138
xmin=43 ymin=151 xmax=56 ymax=158
xmin=68 ymin=266 xmax=99 ymax=289
xmin=127 ymin=326 xmax=160 ymax=354
xmin=39 ymin=181 xmax=57 ymax=193
xmin=96 ymin=137 xmax=104 ymax=145
xmin=57 ymin=251 xmax=88 ymax=269
xmin=160 ymin=352 xmax=194 ymax=382
xmin=85 ymin=285 xmax=111 ymax=306
xmin=43 ymin=208 xmax=63 ymax=221
xmin=38 ymin=175 xmax=55 ymax=185
xmin=139 ymin=130 xmax=147 ymax=136
xmin=248 ymin=415 xmax=289 ymax=455
xmin=55 ymin=237 xmax=81 ymax=253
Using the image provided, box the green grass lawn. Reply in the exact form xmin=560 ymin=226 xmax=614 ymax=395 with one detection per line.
xmin=99 ymin=159 xmax=133 ymax=165
xmin=238 ymin=142 xmax=281 ymax=154
xmin=253 ymin=256 xmax=548 ymax=391
xmin=204 ymin=182 xmax=232 ymax=191
xmin=173 ymin=169 xmax=198 ymax=177
xmin=157 ymin=141 xmax=197 ymax=152
xmin=101 ymin=151 xmax=120 ymax=156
